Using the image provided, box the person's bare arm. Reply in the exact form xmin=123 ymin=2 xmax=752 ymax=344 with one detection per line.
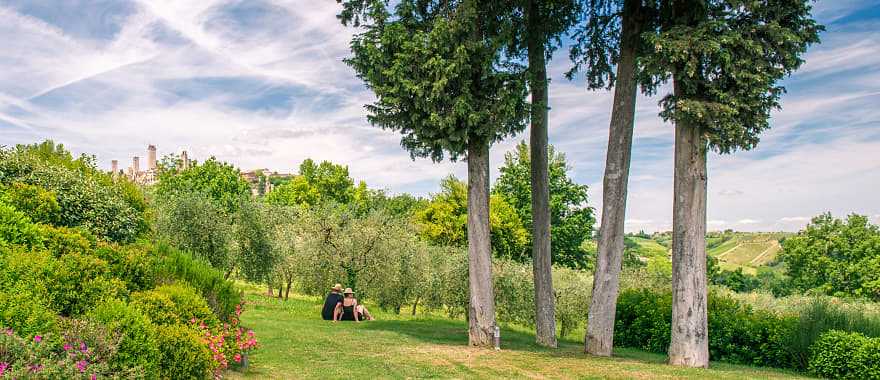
xmin=354 ymin=300 xmax=360 ymax=322
xmin=333 ymin=302 xmax=341 ymax=322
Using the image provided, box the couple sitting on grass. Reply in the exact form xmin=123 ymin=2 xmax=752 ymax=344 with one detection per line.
xmin=321 ymin=284 xmax=375 ymax=322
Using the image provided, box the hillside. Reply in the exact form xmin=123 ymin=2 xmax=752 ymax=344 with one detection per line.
xmin=228 ymin=285 xmax=808 ymax=380
xmin=627 ymin=232 xmax=790 ymax=275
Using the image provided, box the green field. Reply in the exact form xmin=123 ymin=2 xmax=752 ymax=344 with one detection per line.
xmin=228 ymin=286 xmax=809 ymax=380
xmin=628 ymin=232 xmax=788 ymax=275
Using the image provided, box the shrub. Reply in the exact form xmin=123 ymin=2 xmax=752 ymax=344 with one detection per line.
xmin=787 ymin=297 xmax=880 ymax=369
xmin=50 ymin=253 xmax=128 ymax=316
xmin=0 ymin=142 xmax=147 ymax=242
xmin=0 ymin=284 xmax=59 ymax=339
xmin=809 ymin=330 xmax=880 ymax=379
xmin=155 ymin=245 xmax=240 ymax=321
xmin=614 ymin=288 xmax=796 ymax=368
xmin=554 ymin=267 xmax=592 ymax=338
xmin=36 ymin=224 xmax=94 ymax=257
xmin=154 ymin=324 xmax=214 ymax=380
xmin=0 ymin=201 xmax=41 ymax=248
xmin=93 ymin=243 xmax=157 ymax=293
xmin=493 ymin=261 xmax=535 ymax=326
xmin=87 ymin=300 xmax=160 ymax=377
xmin=132 ymin=284 xmax=218 ymax=327
xmin=0 ymin=182 xmax=61 ymax=224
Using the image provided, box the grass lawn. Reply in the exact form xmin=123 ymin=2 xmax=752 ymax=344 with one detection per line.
xmin=227 ymin=286 xmax=811 ymax=380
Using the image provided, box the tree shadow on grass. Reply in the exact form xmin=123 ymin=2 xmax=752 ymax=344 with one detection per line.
xmin=359 ymin=319 xmax=809 ymax=378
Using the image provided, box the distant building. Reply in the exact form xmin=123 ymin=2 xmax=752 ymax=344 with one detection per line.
xmin=111 ymin=144 xmax=174 ymax=186
xmin=241 ymin=169 xmax=273 ymax=196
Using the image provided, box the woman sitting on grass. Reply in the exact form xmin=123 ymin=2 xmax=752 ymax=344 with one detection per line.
xmin=334 ymin=288 xmax=374 ymax=322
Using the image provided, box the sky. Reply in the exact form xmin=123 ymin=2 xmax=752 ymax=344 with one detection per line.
xmin=0 ymin=0 xmax=878 ymax=233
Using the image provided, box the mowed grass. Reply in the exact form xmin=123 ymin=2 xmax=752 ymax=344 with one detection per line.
xmin=706 ymin=233 xmax=788 ymax=274
xmin=227 ymin=286 xmax=811 ymax=380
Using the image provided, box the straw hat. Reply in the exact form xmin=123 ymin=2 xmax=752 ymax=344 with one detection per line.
xmin=331 ymin=284 xmax=343 ymax=292
xmin=343 ymin=288 xmax=354 ymax=295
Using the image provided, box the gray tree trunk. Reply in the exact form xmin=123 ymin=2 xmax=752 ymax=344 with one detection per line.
xmin=585 ymin=0 xmax=641 ymax=357
xmin=467 ymin=137 xmax=496 ymax=347
xmin=527 ymin=0 xmax=557 ymax=349
xmin=668 ymin=78 xmax=710 ymax=368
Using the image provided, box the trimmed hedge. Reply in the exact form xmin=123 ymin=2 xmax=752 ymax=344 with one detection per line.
xmin=155 ymin=245 xmax=241 ymax=321
xmin=88 ymin=300 xmax=160 ymax=377
xmin=810 ymin=330 xmax=880 ymax=379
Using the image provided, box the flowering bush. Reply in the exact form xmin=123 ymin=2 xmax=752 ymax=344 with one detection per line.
xmin=191 ymin=302 xmax=258 ymax=378
xmin=0 ymin=321 xmax=141 ymax=379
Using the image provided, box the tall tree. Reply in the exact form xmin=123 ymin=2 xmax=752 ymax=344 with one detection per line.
xmin=492 ymin=142 xmax=595 ymax=269
xmin=640 ymin=0 xmax=821 ymax=367
xmin=503 ymin=0 xmax=581 ymax=348
xmin=340 ymin=0 xmax=529 ymax=346
xmin=568 ymin=0 xmax=659 ymax=356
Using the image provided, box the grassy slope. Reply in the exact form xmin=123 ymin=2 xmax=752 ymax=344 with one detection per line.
xmin=228 ymin=288 xmax=809 ymax=380
xmin=630 ymin=233 xmax=787 ymax=275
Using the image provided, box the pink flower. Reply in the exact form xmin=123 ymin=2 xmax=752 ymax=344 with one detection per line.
xmin=80 ymin=342 xmax=88 ymax=352
xmin=91 ymin=374 xmax=97 ymax=380
xmin=190 ymin=318 xmax=197 ymax=324
xmin=0 ymin=362 xmax=9 ymax=376
xmin=234 ymin=354 xmax=242 ymax=363
xmin=64 ymin=343 xmax=72 ymax=351
xmin=34 ymin=335 xmax=42 ymax=343
xmin=76 ymin=360 xmax=88 ymax=372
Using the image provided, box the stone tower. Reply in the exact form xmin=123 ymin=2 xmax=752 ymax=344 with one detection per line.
xmin=181 ymin=150 xmax=190 ymax=170
xmin=147 ymin=145 xmax=157 ymax=171
xmin=133 ymin=156 xmax=140 ymax=173
xmin=111 ymin=159 xmax=118 ymax=174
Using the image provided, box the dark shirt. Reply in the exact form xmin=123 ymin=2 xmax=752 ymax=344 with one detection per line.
xmin=321 ymin=292 xmax=342 ymax=320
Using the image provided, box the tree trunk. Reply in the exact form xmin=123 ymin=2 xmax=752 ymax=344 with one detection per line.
xmin=526 ymin=0 xmax=557 ymax=349
xmin=267 ymin=284 xmax=273 ymax=297
xmin=284 ymin=279 xmax=292 ymax=301
xmin=467 ymin=136 xmax=496 ymax=347
xmin=412 ymin=295 xmax=420 ymax=316
xmin=668 ymin=77 xmax=710 ymax=368
xmin=585 ymin=0 xmax=641 ymax=357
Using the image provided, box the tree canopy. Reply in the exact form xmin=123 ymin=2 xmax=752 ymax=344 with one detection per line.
xmin=781 ymin=213 xmax=880 ymax=300
xmin=155 ymin=157 xmax=251 ymax=214
xmin=493 ymin=141 xmax=595 ymax=269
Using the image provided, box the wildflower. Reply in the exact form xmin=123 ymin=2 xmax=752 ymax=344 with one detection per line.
xmin=91 ymin=374 xmax=97 ymax=380
xmin=81 ymin=342 xmax=88 ymax=352
xmin=34 ymin=335 xmax=42 ymax=343
xmin=0 ymin=362 xmax=9 ymax=376
xmin=190 ymin=318 xmax=197 ymax=324
xmin=64 ymin=343 xmax=72 ymax=351
xmin=234 ymin=353 xmax=242 ymax=363
xmin=76 ymin=360 xmax=88 ymax=372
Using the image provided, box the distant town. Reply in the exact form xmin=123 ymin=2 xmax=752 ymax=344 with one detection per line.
xmin=111 ymin=144 xmax=291 ymax=196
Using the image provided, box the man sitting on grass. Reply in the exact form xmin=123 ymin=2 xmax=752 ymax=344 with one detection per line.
xmin=321 ymin=283 xmax=344 ymax=321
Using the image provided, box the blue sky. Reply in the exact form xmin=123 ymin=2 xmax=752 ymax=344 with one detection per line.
xmin=0 ymin=0 xmax=878 ymax=232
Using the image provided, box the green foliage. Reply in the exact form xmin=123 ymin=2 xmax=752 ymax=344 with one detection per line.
xmin=809 ymin=330 xmax=880 ymax=379
xmin=155 ymin=157 xmax=251 ymax=214
xmin=415 ymin=176 xmax=529 ymax=259
xmin=343 ymin=0 xmax=529 ymax=162
xmin=154 ymin=245 xmax=241 ymax=322
xmin=614 ymin=288 xmax=796 ymax=368
xmin=233 ymin=199 xmax=276 ymax=283
xmin=493 ymin=141 xmax=595 ymax=268
xmin=0 ymin=281 xmax=59 ymax=339
xmin=132 ymin=284 xmax=218 ymax=327
xmin=554 ymin=267 xmax=593 ymax=337
xmin=155 ymin=191 xmax=233 ymax=269
xmin=87 ymin=300 xmax=160 ymax=376
xmin=787 ymin=298 xmax=880 ymax=370
xmin=0 ymin=141 xmax=147 ymax=242
xmin=641 ymin=0 xmax=822 ymax=153
xmin=93 ymin=243 xmax=157 ymax=293
xmin=0 ymin=201 xmax=41 ymax=247
xmin=0 ymin=182 xmax=60 ymax=224
xmin=780 ymin=213 xmax=880 ymax=300
xmin=154 ymin=324 xmax=214 ymax=380
xmin=266 ymin=159 xmax=357 ymax=208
